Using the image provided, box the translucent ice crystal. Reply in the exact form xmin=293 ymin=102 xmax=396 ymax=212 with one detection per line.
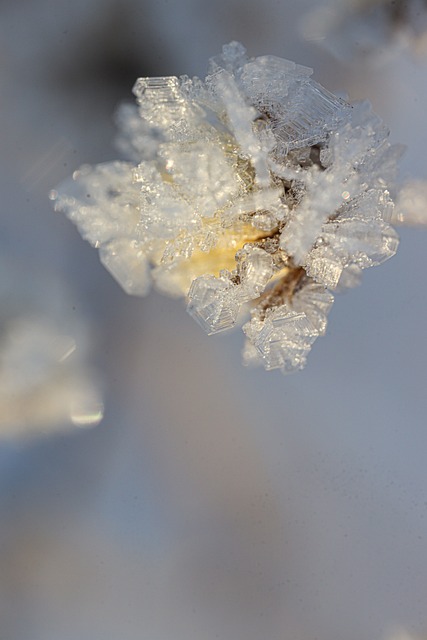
xmin=243 ymin=280 xmax=334 ymax=373
xmin=187 ymin=275 xmax=241 ymax=335
xmin=53 ymin=42 xmax=401 ymax=373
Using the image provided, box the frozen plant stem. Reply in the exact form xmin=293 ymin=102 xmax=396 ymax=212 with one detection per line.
xmin=52 ymin=42 xmax=402 ymax=373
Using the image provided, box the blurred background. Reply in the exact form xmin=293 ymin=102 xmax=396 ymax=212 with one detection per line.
xmin=1 ymin=1 xmax=427 ymax=639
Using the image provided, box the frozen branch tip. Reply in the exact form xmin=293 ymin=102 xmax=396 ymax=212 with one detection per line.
xmin=52 ymin=42 xmax=402 ymax=373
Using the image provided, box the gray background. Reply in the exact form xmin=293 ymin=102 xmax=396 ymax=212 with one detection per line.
xmin=1 ymin=1 xmax=427 ymax=639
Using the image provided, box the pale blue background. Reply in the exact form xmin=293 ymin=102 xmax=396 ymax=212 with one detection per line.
xmin=1 ymin=1 xmax=427 ymax=639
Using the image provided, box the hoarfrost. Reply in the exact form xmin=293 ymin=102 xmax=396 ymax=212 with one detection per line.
xmin=53 ymin=42 xmax=401 ymax=373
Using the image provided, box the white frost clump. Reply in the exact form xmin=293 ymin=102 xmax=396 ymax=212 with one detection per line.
xmin=53 ymin=42 xmax=401 ymax=373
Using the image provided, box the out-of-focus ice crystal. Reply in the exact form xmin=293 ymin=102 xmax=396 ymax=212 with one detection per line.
xmin=301 ymin=0 xmax=427 ymax=60
xmin=53 ymin=42 xmax=401 ymax=373
xmin=393 ymin=179 xmax=427 ymax=226
xmin=0 ymin=263 xmax=104 ymax=437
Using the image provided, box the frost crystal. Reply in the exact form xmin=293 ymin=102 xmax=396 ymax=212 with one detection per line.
xmin=53 ymin=42 xmax=401 ymax=374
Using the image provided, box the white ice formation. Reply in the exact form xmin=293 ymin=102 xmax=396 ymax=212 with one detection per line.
xmin=53 ymin=42 xmax=401 ymax=373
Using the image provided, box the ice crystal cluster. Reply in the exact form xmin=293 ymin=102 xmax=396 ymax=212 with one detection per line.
xmin=53 ymin=42 xmax=401 ymax=373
